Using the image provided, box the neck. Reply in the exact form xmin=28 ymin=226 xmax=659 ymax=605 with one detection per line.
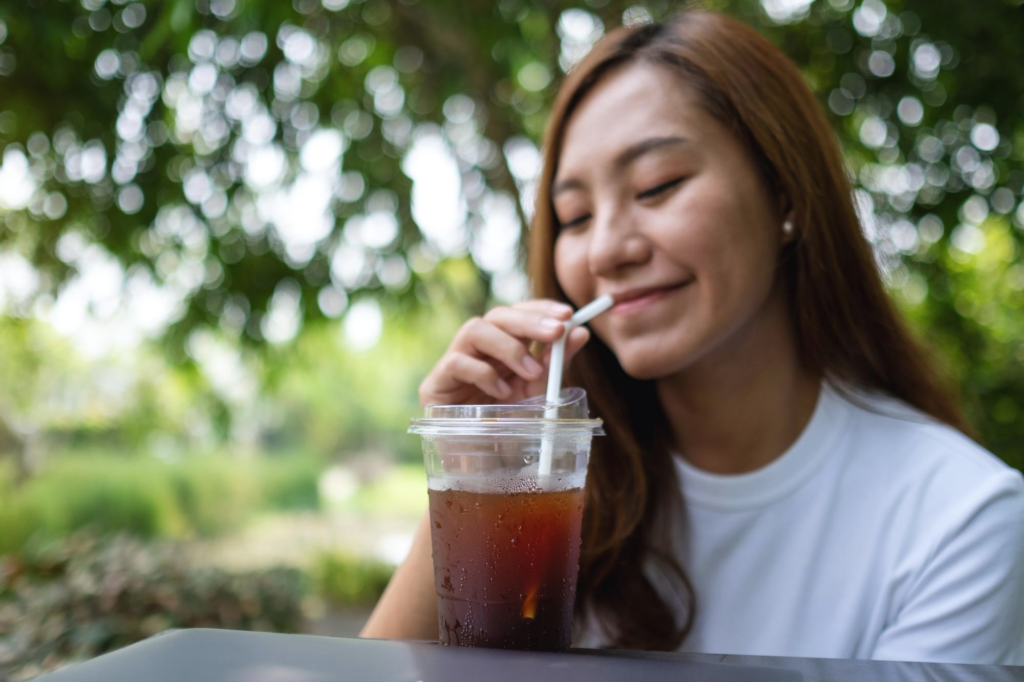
xmin=655 ymin=284 xmax=820 ymax=475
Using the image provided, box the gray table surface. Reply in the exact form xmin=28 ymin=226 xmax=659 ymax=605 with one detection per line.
xmin=602 ymin=649 xmax=1024 ymax=682
xmin=35 ymin=628 xmax=1024 ymax=682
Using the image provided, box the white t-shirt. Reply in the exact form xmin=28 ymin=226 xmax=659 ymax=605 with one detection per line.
xmin=575 ymin=382 xmax=1024 ymax=664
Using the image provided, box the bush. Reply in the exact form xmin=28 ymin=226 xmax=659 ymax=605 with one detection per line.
xmin=347 ymin=464 xmax=427 ymax=518
xmin=310 ymin=552 xmax=394 ymax=606
xmin=0 ymin=454 xmax=322 ymax=556
xmin=0 ymin=534 xmax=305 ymax=681
xmin=163 ymin=457 xmax=259 ymax=537
xmin=257 ymin=456 xmax=322 ymax=511
xmin=21 ymin=462 xmax=187 ymax=537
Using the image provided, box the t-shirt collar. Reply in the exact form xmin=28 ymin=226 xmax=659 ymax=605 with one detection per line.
xmin=673 ymin=381 xmax=849 ymax=512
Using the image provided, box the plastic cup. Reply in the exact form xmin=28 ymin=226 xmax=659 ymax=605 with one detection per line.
xmin=408 ymin=388 xmax=604 ymax=652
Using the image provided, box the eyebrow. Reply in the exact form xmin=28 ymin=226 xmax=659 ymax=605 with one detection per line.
xmin=552 ymin=136 xmax=690 ymax=197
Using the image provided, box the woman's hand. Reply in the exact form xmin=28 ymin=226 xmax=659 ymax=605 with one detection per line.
xmin=419 ymin=299 xmax=592 ymax=408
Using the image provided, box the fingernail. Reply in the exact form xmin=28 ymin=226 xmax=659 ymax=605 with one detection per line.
xmin=540 ymin=317 xmax=563 ymax=331
xmin=550 ymin=303 xmax=574 ymax=316
xmin=522 ymin=355 xmax=543 ymax=376
xmin=496 ymin=379 xmax=511 ymax=396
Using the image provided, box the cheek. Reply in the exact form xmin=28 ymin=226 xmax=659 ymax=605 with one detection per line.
xmin=660 ymin=180 xmax=779 ymax=311
xmin=650 ymin=184 xmax=734 ymax=269
xmin=553 ymin=235 xmax=591 ymax=305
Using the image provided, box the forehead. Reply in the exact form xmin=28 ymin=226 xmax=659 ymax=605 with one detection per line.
xmin=557 ymin=62 xmax=709 ymax=175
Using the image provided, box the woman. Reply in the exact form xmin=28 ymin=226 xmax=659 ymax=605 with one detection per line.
xmin=362 ymin=12 xmax=1024 ymax=663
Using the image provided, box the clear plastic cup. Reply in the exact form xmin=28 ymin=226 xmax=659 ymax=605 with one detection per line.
xmin=408 ymin=388 xmax=604 ymax=651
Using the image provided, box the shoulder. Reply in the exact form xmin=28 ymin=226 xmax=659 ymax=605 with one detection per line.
xmin=831 ymin=387 xmax=1024 ymax=664
xmin=829 ymin=382 xmax=1023 ymax=500
xmin=825 ymin=382 xmax=1024 ymax=580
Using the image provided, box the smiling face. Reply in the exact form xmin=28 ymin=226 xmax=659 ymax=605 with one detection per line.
xmin=552 ymin=61 xmax=791 ymax=381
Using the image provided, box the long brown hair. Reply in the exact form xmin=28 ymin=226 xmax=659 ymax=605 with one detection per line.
xmin=528 ymin=12 xmax=970 ymax=650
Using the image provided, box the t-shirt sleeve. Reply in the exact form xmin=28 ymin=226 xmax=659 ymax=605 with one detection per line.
xmin=872 ymin=468 xmax=1024 ymax=665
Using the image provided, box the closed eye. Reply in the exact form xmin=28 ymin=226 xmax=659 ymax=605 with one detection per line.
xmin=558 ymin=214 xmax=591 ymax=230
xmin=637 ymin=176 xmax=686 ymax=200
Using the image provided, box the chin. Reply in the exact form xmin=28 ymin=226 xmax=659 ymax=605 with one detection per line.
xmin=615 ymin=347 xmax=684 ymax=381
xmin=607 ymin=326 xmax=708 ymax=381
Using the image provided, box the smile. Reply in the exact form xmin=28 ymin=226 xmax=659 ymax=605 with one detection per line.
xmin=610 ymin=281 xmax=692 ymax=315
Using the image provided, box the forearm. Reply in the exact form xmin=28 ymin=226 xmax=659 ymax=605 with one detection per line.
xmin=360 ymin=512 xmax=438 ymax=640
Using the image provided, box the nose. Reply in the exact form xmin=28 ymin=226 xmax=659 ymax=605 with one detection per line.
xmin=587 ymin=202 xmax=653 ymax=277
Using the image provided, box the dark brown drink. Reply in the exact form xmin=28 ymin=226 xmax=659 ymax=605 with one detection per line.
xmin=427 ymin=486 xmax=585 ymax=651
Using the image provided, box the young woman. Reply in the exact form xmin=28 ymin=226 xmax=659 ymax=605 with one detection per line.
xmin=362 ymin=12 xmax=1024 ymax=664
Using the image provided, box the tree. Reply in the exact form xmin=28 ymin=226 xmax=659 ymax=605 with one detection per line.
xmin=0 ymin=0 xmax=1022 ymax=461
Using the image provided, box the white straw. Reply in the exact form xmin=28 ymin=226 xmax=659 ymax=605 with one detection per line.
xmin=544 ymin=338 xmax=567 ymax=406
xmin=569 ymin=295 xmax=615 ymax=328
xmin=539 ymin=295 xmax=614 ymax=476
xmin=543 ymin=294 xmax=614 ymax=405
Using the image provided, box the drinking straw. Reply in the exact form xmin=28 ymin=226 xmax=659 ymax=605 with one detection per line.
xmin=538 ymin=295 xmax=614 ymax=476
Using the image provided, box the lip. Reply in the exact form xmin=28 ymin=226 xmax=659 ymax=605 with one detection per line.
xmin=609 ymin=281 xmax=691 ymax=315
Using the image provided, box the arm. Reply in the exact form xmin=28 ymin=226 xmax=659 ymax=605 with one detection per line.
xmin=361 ymin=299 xmax=587 ymax=640
xmin=360 ymin=512 xmax=438 ymax=640
xmin=872 ymin=471 xmax=1024 ymax=665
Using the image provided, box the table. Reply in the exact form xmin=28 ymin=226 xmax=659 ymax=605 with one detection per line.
xmin=37 ymin=629 xmax=1024 ymax=682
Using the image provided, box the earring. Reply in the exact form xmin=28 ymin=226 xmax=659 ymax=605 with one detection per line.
xmin=782 ymin=219 xmax=794 ymax=236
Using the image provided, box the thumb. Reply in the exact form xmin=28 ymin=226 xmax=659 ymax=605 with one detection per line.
xmin=563 ymin=326 xmax=591 ymax=367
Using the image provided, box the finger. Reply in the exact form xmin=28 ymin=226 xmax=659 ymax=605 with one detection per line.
xmin=447 ymin=353 xmax=512 ymax=400
xmin=510 ymin=299 xmax=574 ymax=318
xmin=452 ymin=318 xmax=545 ymax=380
xmin=535 ymin=328 xmax=588 ymax=367
xmin=469 ymin=321 xmax=547 ymax=382
xmin=520 ymin=328 xmax=589 ymax=402
xmin=419 ymin=364 xmax=481 ymax=407
xmin=482 ymin=306 xmax=569 ymax=344
xmin=564 ymin=326 xmax=591 ymax=365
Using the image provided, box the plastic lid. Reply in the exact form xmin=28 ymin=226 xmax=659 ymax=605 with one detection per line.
xmin=409 ymin=387 xmax=604 ymax=436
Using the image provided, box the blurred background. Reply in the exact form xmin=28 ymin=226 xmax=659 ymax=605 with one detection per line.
xmin=0 ymin=0 xmax=1023 ymax=678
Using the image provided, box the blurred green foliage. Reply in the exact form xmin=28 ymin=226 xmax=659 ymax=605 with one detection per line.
xmin=343 ymin=462 xmax=425 ymax=517
xmin=0 ymin=453 xmax=320 ymax=556
xmin=264 ymin=294 xmax=465 ymax=456
xmin=310 ymin=551 xmax=393 ymax=606
xmin=0 ymin=534 xmax=305 ymax=680
xmin=0 ymin=0 xmax=1022 ymax=465
xmin=0 ymin=315 xmax=236 ymax=478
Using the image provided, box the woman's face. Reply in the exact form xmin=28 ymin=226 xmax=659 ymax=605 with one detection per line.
xmin=552 ymin=62 xmax=789 ymax=380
